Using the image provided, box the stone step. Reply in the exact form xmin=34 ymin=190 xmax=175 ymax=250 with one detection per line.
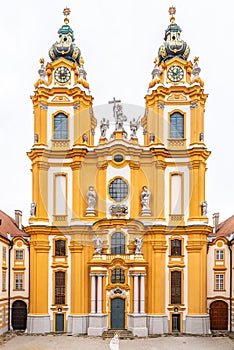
xmin=102 ymin=330 xmax=134 ymax=340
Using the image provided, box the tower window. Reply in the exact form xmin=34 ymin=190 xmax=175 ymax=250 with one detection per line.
xmin=54 ymin=113 xmax=68 ymax=140
xmin=55 ymin=240 xmax=66 ymax=256
xmin=111 ymin=269 xmax=125 ymax=284
xmin=109 ymin=178 xmax=128 ymax=202
xmin=55 ymin=271 xmax=65 ymax=305
xmin=171 ymin=239 xmax=182 ymax=256
xmin=170 ymin=112 xmax=184 ymax=139
xmin=171 ymin=271 xmax=181 ymax=304
xmin=111 ymin=232 xmax=125 ymax=254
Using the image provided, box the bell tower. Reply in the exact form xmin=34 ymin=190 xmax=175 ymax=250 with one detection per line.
xmin=142 ymin=6 xmax=212 ymax=334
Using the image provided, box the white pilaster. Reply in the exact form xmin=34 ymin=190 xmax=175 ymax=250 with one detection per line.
xmin=140 ymin=275 xmax=145 ymax=313
xmin=133 ymin=275 xmax=139 ymax=314
xmin=91 ymin=275 xmax=96 ymax=314
xmin=97 ymin=275 xmax=102 ymax=314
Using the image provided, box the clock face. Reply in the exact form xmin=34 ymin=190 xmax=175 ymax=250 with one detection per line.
xmin=54 ymin=66 xmax=71 ymax=83
xmin=167 ymin=65 xmax=184 ymax=82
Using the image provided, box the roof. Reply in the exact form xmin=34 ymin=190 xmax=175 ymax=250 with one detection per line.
xmin=211 ymin=214 xmax=234 ymax=237
xmin=0 ymin=210 xmax=28 ymax=240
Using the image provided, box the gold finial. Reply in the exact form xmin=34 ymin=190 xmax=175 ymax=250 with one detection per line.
xmin=80 ymin=56 xmax=85 ymax=65
xmin=63 ymin=7 xmax=70 ymax=23
xmin=169 ymin=5 xmax=176 ymax=23
xmin=194 ymin=56 xmax=199 ymax=63
xmin=40 ymin=58 xmax=45 ymax=65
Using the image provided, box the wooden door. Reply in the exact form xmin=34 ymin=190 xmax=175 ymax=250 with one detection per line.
xmin=12 ymin=300 xmax=27 ymax=330
xmin=210 ymin=300 xmax=228 ymax=330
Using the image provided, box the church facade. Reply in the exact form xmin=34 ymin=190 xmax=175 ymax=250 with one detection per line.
xmin=25 ymin=7 xmax=213 ymax=335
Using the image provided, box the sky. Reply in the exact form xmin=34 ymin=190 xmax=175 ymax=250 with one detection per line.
xmin=0 ymin=0 xmax=233 ymax=226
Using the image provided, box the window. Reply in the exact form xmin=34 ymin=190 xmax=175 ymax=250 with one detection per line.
xmin=55 ymin=271 xmax=65 ymax=305
xmin=215 ymin=274 xmax=224 ymax=290
xmin=15 ymin=274 xmax=23 ymax=290
xmin=54 ymin=174 xmax=67 ymax=215
xmin=171 ymin=271 xmax=181 ymax=304
xmin=54 ymin=113 xmax=68 ymax=140
xmin=216 ymin=250 xmax=224 ymax=260
xmin=2 ymin=272 xmax=6 ymax=291
xmin=171 ymin=239 xmax=182 ymax=256
xmin=2 ymin=308 xmax=6 ymax=325
xmin=111 ymin=269 xmax=125 ymax=284
xmin=111 ymin=232 xmax=125 ymax=254
xmin=2 ymin=247 xmax=6 ymax=259
xmin=170 ymin=173 xmax=183 ymax=215
xmin=55 ymin=240 xmax=66 ymax=256
xmin=16 ymin=250 xmax=23 ymax=260
xmin=109 ymin=178 xmax=128 ymax=202
xmin=170 ymin=112 xmax=184 ymax=139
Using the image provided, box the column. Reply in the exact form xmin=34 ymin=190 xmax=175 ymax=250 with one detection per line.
xmin=140 ymin=275 xmax=145 ymax=314
xmin=97 ymin=275 xmax=103 ymax=314
xmin=90 ymin=275 xmax=96 ymax=314
xmin=133 ymin=275 xmax=139 ymax=314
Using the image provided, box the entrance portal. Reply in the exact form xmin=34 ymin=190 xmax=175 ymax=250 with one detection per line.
xmin=55 ymin=313 xmax=64 ymax=332
xmin=111 ymin=298 xmax=125 ymax=329
xmin=172 ymin=314 xmax=180 ymax=332
xmin=210 ymin=300 xmax=228 ymax=330
xmin=12 ymin=300 xmax=27 ymax=330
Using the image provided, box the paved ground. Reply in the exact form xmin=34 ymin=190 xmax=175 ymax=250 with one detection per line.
xmin=0 ymin=334 xmax=234 ymax=350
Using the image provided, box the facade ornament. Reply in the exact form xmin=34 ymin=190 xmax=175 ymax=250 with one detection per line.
xmin=78 ymin=63 xmax=87 ymax=80
xmin=100 ymin=118 xmax=109 ymax=138
xmin=73 ymin=103 xmax=80 ymax=110
xmin=30 ymin=202 xmax=36 ymax=216
xmin=114 ymin=104 xmax=127 ymax=131
xmin=110 ymin=204 xmax=128 ymax=216
xmin=151 ymin=64 xmax=161 ymax=80
xmin=82 ymin=133 xmax=88 ymax=143
xmin=110 ymin=287 xmax=126 ymax=296
xmin=201 ymin=201 xmax=208 ymax=216
xmin=134 ymin=236 xmax=143 ymax=254
xmin=192 ymin=57 xmax=201 ymax=78
xmin=150 ymin=132 xmax=155 ymax=142
xmin=141 ymin=186 xmax=151 ymax=216
xmin=86 ymin=186 xmax=96 ymax=215
xmin=92 ymin=235 xmax=103 ymax=255
xmin=34 ymin=133 xmax=38 ymax=143
xmin=130 ymin=116 xmax=140 ymax=138
xmin=158 ymin=102 xmax=164 ymax=109
xmin=190 ymin=101 xmax=198 ymax=109
xmin=38 ymin=58 xmax=47 ymax=80
xmin=40 ymin=103 xmax=48 ymax=110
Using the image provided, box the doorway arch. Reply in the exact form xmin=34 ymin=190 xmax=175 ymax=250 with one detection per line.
xmin=210 ymin=300 xmax=228 ymax=330
xmin=12 ymin=300 xmax=27 ymax=330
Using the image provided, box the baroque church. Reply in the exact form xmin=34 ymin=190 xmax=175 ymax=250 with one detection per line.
xmin=24 ymin=6 xmax=214 ymax=335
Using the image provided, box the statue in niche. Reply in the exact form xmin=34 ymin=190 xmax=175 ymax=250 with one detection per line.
xmin=130 ymin=116 xmax=140 ymax=138
xmin=134 ymin=236 xmax=143 ymax=254
xmin=141 ymin=186 xmax=151 ymax=210
xmin=201 ymin=201 xmax=208 ymax=216
xmin=115 ymin=104 xmax=127 ymax=131
xmin=30 ymin=202 xmax=36 ymax=216
xmin=100 ymin=118 xmax=109 ymax=138
xmin=92 ymin=235 xmax=103 ymax=255
xmin=86 ymin=186 xmax=96 ymax=215
xmin=109 ymin=332 xmax=119 ymax=350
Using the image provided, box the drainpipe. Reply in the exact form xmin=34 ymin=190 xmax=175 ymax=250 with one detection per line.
xmin=227 ymin=236 xmax=233 ymax=332
xmin=8 ymin=237 xmax=13 ymax=331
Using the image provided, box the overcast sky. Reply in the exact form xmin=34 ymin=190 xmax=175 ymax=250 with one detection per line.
xmin=0 ymin=0 xmax=233 ymax=226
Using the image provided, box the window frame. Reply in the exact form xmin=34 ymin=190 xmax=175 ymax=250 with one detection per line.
xmin=14 ymin=273 xmax=24 ymax=291
xmin=108 ymin=177 xmax=129 ymax=203
xmin=171 ymin=270 xmax=182 ymax=305
xmin=215 ymin=249 xmax=224 ymax=261
xmin=171 ymin=239 xmax=182 ymax=256
xmin=55 ymin=271 xmax=66 ymax=305
xmin=15 ymin=250 xmax=24 ymax=260
xmin=2 ymin=272 xmax=6 ymax=291
xmin=55 ymin=239 xmax=66 ymax=257
xmin=53 ymin=112 xmax=69 ymax=140
xmin=215 ymin=273 xmax=225 ymax=291
xmin=111 ymin=268 xmax=125 ymax=284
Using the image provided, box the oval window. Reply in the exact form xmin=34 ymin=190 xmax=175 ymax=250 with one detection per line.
xmin=114 ymin=154 xmax=123 ymax=163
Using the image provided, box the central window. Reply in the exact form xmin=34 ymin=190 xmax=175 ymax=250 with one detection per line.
xmin=170 ymin=112 xmax=184 ymax=139
xmin=54 ymin=113 xmax=68 ymax=140
xmin=111 ymin=269 xmax=125 ymax=284
xmin=109 ymin=178 xmax=128 ymax=202
xmin=111 ymin=232 xmax=125 ymax=254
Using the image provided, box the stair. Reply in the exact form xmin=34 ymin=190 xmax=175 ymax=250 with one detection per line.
xmin=102 ymin=329 xmax=134 ymax=340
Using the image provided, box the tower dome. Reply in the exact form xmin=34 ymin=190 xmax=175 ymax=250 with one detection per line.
xmin=155 ymin=6 xmax=190 ymax=65
xmin=49 ymin=8 xmax=82 ymax=65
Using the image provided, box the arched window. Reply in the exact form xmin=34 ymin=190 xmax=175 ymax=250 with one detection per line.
xmin=54 ymin=113 xmax=68 ymax=140
xmin=171 ymin=271 xmax=181 ymax=304
xmin=171 ymin=239 xmax=182 ymax=256
xmin=111 ymin=269 xmax=125 ymax=284
xmin=111 ymin=232 xmax=125 ymax=254
xmin=170 ymin=112 xmax=184 ymax=139
xmin=55 ymin=240 xmax=66 ymax=256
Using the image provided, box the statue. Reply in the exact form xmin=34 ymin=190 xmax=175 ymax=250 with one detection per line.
xmin=115 ymin=104 xmax=127 ymax=131
xmin=141 ymin=186 xmax=151 ymax=215
xmin=100 ymin=118 xmax=109 ymax=138
xmin=30 ymin=202 xmax=36 ymax=216
xmin=201 ymin=201 xmax=207 ymax=216
xmin=92 ymin=235 xmax=103 ymax=255
xmin=130 ymin=116 xmax=140 ymax=138
xmin=86 ymin=186 xmax=96 ymax=215
xmin=134 ymin=236 xmax=143 ymax=254
xmin=109 ymin=332 xmax=119 ymax=350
